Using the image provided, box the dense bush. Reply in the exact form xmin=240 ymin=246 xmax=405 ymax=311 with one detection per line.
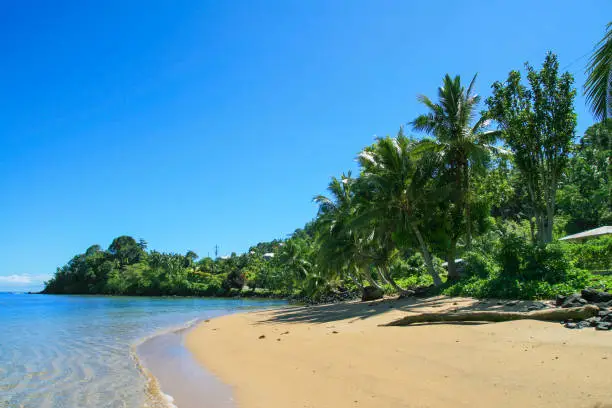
xmin=442 ymin=268 xmax=592 ymax=300
xmin=462 ymin=251 xmax=498 ymax=278
xmin=441 ymin=234 xmax=596 ymax=299
xmin=565 ymin=236 xmax=612 ymax=272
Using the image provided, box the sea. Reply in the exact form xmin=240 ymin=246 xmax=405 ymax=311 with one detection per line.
xmin=0 ymin=293 xmax=285 ymax=408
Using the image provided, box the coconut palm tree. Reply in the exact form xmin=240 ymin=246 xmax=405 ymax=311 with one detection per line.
xmin=356 ymin=131 xmax=443 ymax=287
xmin=411 ymin=74 xmax=501 ymax=279
xmin=585 ymin=22 xmax=612 ymax=121
xmin=314 ymin=173 xmax=381 ymax=292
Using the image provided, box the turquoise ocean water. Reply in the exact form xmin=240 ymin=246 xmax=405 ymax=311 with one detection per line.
xmin=0 ymin=293 xmax=284 ymax=407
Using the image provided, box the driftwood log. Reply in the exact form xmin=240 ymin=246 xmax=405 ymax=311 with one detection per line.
xmin=381 ymin=305 xmax=600 ymax=326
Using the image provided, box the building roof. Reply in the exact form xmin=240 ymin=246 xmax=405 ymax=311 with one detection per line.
xmin=559 ymin=226 xmax=612 ymax=241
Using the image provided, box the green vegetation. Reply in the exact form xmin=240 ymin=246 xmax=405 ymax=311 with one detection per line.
xmin=45 ymin=40 xmax=611 ymax=302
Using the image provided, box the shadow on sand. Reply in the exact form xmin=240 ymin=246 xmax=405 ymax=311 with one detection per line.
xmin=256 ymin=295 xmax=550 ymax=325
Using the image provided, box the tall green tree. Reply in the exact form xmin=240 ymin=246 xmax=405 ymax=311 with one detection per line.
xmin=108 ymin=236 xmax=147 ymax=266
xmin=585 ymin=22 xmax=612 ymax=120
xmin=314 ymin=173 xmax=378 ymax=292
xmin=487 ymin=53 xmax=577 ymax=244
xmin=357 ymin=132 xmax=442 ymax=286
xmin=557 ymin=119 xmax=611 ymax=232
xmin=411 ymin=74 xmax=501 ymax=279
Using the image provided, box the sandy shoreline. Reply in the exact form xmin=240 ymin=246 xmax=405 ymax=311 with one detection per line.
xmin=186 ymin=296 xmax=612 ymax=408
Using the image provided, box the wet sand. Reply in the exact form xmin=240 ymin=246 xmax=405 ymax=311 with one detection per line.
xmin=138 ymin=325 xmax=234 ymax=408
xmin=186 ymin=296 xmax=612 ymax=408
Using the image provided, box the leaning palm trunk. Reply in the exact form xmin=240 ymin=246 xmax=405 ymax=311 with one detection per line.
xmin=375 ymin=266 xmax=391 ymax=286
xmin=363 ymin=269 xmax=383 ymax=289
xmin=347 ymin=270 xmax=364 ymax=291
xmin=410 ymin=223 xmax=442 ymax=286
xmin=380 ymin=265 xmax=412 ymax=295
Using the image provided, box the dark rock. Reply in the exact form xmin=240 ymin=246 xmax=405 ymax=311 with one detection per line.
xmin=581 ymin=288 xmax=612 ymax=303
xmin=577 ymin=321 xmax=592 ymax=329
xmin=506 ymin=300 xmax=520 ymax=307
xmin=397 ymin=290 xmax=416 ymax=299
xmin=565 ymin=322 xmax=578 ymax=329
xmin=413 ymin=285 xmax=434 ymax=296
xmin=598 ymin=310 xmax=610 ymax=318
xmin=527 ymin=302 xmax=547 ymax=311
xmin=555 ymin=295 xmax=567 ymax=307
xmin=561 ymin=294 xmax=586 ymax=308
xmin=361 ymin=286 xmax=384 ymax=302
xmin=597 ymin=300 xmax=612 ymax=310
xmin=595 ymin=322 xmax=612 ymax=331
xmin=585 ymin=316 xmax=602 ymax=326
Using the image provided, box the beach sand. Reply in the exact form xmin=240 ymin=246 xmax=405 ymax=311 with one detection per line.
xmin=186 ymin=296 xmax=612 ymax=408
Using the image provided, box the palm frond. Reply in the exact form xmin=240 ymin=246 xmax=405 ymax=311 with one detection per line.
xmin=585 ymin=22 xmax=612 ymax=120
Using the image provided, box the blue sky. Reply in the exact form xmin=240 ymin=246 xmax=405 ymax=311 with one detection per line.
xmin=1 ymin=1 xmax=609 ymax=291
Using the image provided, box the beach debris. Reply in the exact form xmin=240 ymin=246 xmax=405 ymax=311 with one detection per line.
xmin=281 ymin=331 xmax=290 ymax=335
xmin=580 ymin=288 xmax=612 ymax=304
xmin=277 ymin=338 xmax=281 ymax=341
xmin=381 ymin=305 xmax=600 ymax=326
xmin=258 ymin=335 xmax=266 ymax=339
xmin=550 ymin=289 xmax=612 ymax=330
xmin=332 ymin=330 xmax=339 ymax=334
xmin=362 ymin=286 xmax=384 ymax=302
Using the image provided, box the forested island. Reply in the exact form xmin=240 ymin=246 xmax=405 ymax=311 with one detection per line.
xmin=44 ymin=50 xmax=611 ymax=302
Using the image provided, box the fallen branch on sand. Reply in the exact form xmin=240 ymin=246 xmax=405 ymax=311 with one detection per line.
xmin=381 ymin=305 xmax=600 ymax=326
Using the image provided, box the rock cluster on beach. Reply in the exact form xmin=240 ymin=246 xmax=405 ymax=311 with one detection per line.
xmin=557 ymin=289 xmax=612 ymax=330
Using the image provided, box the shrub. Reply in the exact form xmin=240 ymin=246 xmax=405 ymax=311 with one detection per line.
xmin=441 ymin=267 xmax=592 ymax=300
xmin=524 ymin=242 xmax=573 ymax=283
xmin=462 ymin=251 xmax=498 ymax=278
xmin=497 ymin=232 xmax=531 ymax=277
xmin=565 ymin=236 xmax=612 ymax=272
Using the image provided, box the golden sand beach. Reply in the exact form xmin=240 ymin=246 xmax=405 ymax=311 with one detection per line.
xmin=186 ymin=296 xmax=612 ymax=408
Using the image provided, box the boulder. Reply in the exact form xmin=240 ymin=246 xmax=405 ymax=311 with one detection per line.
xmin=527 ymin=302 xmax=547 ymax=311
xmin=555 ymin=295 xmax=567 ymax=307
xmin=577 ymin=320 xmax=592 ymax=329
xmin=585 ymin=316 xmax=602 ymax=326
xmin=595 ymin=322 xmax=612 ymax=331
xmin=561 ymin=294 xmax=587 ymax=308
xmin=565 ymin=322 xmax=578 ymax=329
xmin=397 ymin=290 xmax=416 ymax=299
xmin=581 ymin=288 xmax=612 ymax=303
xmin=361 ymin=286 xmax=384 ymax=302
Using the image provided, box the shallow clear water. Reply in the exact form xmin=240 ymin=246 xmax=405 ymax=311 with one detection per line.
xmin=0 ymin=293 xmax=285 ymax=408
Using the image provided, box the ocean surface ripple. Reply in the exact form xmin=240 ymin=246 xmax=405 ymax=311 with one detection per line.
xmin=0 ymin=293 xmax=284 ymax=408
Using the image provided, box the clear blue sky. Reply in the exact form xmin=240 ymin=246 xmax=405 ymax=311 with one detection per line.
xmin=1 ymin=1 xmax=609 ymax=291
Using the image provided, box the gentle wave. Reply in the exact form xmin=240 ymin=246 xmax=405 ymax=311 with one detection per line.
xmin=0 ymin=294 xmax=285 ymax=408
xmin=131 ymin=318 xmax=205 ymax=408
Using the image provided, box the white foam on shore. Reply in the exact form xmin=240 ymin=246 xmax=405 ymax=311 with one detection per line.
xmin=131 ymin=318 xmax=204 ymax=408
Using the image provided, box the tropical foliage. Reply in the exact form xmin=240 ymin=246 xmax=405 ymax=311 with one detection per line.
xmin=45 ymin=48 xmax=611 ymax=301
xmin=585 ymin=22 xmax=612 ymax=120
